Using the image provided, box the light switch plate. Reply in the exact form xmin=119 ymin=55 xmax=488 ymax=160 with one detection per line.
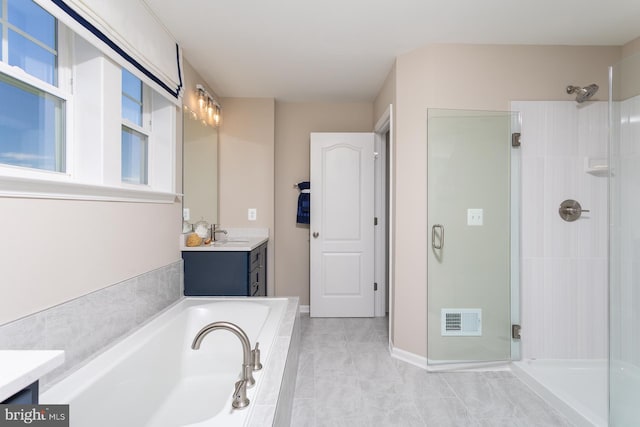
xmin=248 ymin=208 xmax=257 ymax=221
xmin=467 ymin=208 xmax=483 ymax=226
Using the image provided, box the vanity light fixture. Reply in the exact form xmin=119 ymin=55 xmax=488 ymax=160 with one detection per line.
xmin=214 ymin=105 xmax=221 ymax=126
xmin=196 ymin=84 xmax=206 ymax=111
xmin=194 ymin=84 xmax=222 ymax=126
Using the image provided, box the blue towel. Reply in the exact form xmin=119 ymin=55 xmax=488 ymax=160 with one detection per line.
xmin=296 ymin=181 xmax=310 ymax=224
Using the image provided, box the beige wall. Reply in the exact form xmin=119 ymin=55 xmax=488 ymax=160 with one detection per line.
xmin=274 ymin=102 xmax=374 ymax=302
xmin=218 ymin=98 xmax=276 ymax=292
xmin=0 ymin=60 xmax=224 ymax=327
xmin=0 ymin=95 xmax=184 ymax=327
xmin=623 ymin=36 xmax=640 ymax=57
xmin=374 ymin=62 xmax=396 ymax=122
xmin=616 ymin=37 xmax=640 ymax=99
xmin=391 ymin=44 xmax=621 ymax=357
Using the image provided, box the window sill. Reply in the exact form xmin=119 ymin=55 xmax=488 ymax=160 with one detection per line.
xmin=0 ymin=175 xmax=179 ymax=204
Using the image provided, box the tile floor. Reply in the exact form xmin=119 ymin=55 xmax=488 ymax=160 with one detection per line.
xmin=291 ymin=314 xmax=573 ymax=427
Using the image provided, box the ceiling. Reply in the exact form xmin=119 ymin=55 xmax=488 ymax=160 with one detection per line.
xmin=144 ymin=0 xmax=640 ymax=102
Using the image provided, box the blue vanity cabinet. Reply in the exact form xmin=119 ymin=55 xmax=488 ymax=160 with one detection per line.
xmin=1 ymin=381 xmax=39 ymax=404
xmin=183 ymin=242 xmax=267 ymax=296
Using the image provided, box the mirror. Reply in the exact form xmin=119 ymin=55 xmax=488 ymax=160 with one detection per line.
xmin=183 ymin=109 xmax=218 ymax=226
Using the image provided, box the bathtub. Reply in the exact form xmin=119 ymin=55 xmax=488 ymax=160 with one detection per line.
xmin=41 ymin=297 xmax=300 ymax=427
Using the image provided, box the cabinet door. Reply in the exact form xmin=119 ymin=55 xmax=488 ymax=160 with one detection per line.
xmin=183 ymin=251 xmax=249 ymax=296
xmin=258 ymin=244 xmax=267 ymax=296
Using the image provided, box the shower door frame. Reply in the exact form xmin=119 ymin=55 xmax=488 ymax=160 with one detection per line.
xmin=425 ymin=108 xmax=521 ymax=371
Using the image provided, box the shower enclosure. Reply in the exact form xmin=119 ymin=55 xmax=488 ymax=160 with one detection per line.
xmin=425 ymin=53 xmax=640 ymax=426
xmin=511 ymin=98 xmax=609 ymax=427
xmin=426 ymin=109 xmax=521 ymax=368
xmin=609 ymin=52 xmax=640 ymax=427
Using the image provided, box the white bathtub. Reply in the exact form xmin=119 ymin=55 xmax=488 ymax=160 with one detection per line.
xmin=41 ymin=297 xmax=299 ymax=427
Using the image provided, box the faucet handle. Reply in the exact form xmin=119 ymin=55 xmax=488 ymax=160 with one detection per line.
xmin=252 ymin=342 xmax=263 ymax=371
xmin=232 ymin=379 xmax=250 ymax=409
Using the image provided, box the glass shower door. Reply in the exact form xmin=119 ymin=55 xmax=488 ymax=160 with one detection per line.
xmin=609 ymin=53 xmax=640 ymax=426
xmin=427 ymin=109 xmax=519 ymax=366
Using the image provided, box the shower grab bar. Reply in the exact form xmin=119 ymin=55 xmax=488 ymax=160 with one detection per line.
xmin=432 ymin=224 xmax=444 ymax=250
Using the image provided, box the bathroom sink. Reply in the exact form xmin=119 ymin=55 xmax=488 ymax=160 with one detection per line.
xmin=212 ymin=239 xmax=249 ymax=246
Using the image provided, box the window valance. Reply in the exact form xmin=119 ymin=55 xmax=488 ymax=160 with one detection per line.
xmin=35 ymin=0 xmax=183 ymax=102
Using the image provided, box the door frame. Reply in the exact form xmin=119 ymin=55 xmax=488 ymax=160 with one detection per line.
xmin=374 ymin=105 xmax=393 ymax=323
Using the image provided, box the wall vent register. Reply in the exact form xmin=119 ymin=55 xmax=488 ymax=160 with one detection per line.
xmin=441 ymin=308 xmax=482 ymax=336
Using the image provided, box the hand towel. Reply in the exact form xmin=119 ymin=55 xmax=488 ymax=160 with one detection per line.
xmin=296 ymin=181 xmax=310 ymax=224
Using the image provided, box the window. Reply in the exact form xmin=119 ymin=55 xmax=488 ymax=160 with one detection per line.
xmin=0 ymin=73 xmax=65 ymax=171
xmin=0 ymin=0 xmax=66 ymax=173
xmin=121 ymin=69 xmax=149 ymax=185
xmin=0 ymin=1 xmax=176 ymax=201
xmin=5 ymin=0 xmax=57 ymax=85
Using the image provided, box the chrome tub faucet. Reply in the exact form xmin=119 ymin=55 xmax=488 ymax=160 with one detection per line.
xmin=191 ymin=321 xmax=261 ymax=409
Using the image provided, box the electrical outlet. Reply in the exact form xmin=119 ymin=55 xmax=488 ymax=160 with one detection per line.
xmin=248 ymin=208 xmax=257 ymax=221
xmin=183 ymin=208 xmax=190 ymax=221
xmin=467 ymin=208 xmax=483 ymax=226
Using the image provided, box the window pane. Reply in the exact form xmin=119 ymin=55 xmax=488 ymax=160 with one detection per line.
xmin=7 ymin=0 xmax=56 ymax=50
xmin=122 ymin=69 xmax=142 ymax=126
xmin=9 ymin=30 xmax=56 ymax=85
xmin=122 ymin=69 xmax=142 ymax=101
xmin=121 ymin=127 xmax=148 ymax=184
xmin=122 ymin=96 xmax=142 ymax=126
xmin=0 ymin=73 xmax=65 ymax=172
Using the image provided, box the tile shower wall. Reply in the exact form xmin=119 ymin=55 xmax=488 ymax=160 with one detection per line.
xmin=0 ymin=260 xmax=183 ymax=389
xmin=513 ymin=101 xmax=608 ymax=360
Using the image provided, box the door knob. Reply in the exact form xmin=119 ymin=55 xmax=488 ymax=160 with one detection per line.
xmin=312 ymin=232 xmax=319 ymax=238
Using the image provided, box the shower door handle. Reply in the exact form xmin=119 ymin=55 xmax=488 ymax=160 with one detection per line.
xmin=431 ymin=224 xmax=444 ymax=250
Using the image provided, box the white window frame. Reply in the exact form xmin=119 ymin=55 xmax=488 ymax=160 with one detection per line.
xmin=0 ymin=6 xmax=177 ymax=203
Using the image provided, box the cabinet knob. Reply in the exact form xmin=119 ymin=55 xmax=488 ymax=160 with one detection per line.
xmin=312 ymin=232 xmax=319 ymax=238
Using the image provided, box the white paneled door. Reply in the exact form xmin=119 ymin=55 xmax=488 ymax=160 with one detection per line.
xmin=310 ymin=132 xmax=375 ymax=317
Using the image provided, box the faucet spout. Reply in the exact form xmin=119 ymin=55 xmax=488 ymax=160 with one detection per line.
xmin=191 ymin=321 xmax=256 ymax=409
xmin=211 ymin=224 xmax=228 ymax=242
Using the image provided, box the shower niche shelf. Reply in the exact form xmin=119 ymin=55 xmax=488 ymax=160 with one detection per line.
xmin=584 ymin=157 xmax=608 ymax=177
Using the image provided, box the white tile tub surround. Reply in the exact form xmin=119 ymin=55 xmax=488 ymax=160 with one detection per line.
xmin=0 ymin=260 xmax=183 ymax=389
xmin=41 ymin=297 xmax=300 ymax=427
xmin=512 ymin=101 xmax=608 ymax=360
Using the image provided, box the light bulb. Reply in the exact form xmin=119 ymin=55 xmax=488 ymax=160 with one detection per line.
xmin=197 ymin=89 xmax=205 ymax=111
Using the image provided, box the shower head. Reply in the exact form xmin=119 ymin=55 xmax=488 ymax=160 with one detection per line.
xmin=566 ymin=84 xmax=599 ymax=103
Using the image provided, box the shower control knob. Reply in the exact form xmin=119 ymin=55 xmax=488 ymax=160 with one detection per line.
xmin=559 ymin=199 xmax=589 ymax=222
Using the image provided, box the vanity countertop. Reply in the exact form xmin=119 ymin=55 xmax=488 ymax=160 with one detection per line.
xmin=181 ymin=236 xmax=268 ymax=252
xmin=0 ymin=350 xmax=64 ymax=401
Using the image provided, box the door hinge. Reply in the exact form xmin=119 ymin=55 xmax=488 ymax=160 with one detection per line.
xmin=374 ymin=282 xmax=378 ymax=291
xmin=512 ymin=324 xmax=521 ymax=340
xmin=512 ymin=132 xmax=521 ymax=148
xmin=374 ymin=217 xmax=378 ymax=226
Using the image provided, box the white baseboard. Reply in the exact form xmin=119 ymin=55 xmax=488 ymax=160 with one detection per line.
xmin=389 ymin=343 xmax=428 ymax=369
xmin=299 ymin=305 xmax=310 ymax=313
